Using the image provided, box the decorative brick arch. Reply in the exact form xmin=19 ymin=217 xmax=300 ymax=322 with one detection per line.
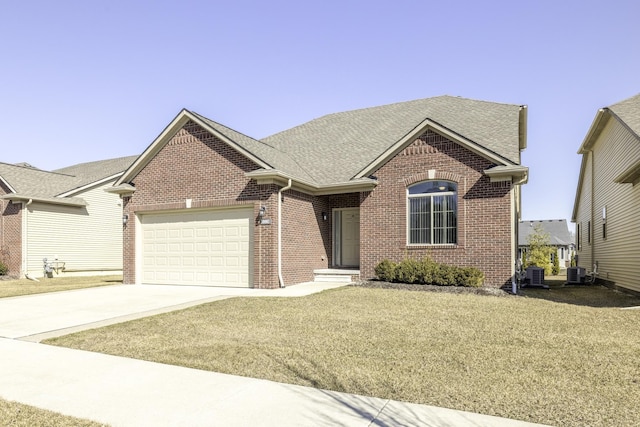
xmin=403 ymin=171 xmax=463 ymax=187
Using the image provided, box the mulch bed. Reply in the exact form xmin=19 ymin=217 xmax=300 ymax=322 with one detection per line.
xmin=351 ymin=280 xmax=515 ymax=297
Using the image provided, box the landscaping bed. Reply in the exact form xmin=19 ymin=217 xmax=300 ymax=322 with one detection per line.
xmin=352 ymin=280 xmax=513 ymax=297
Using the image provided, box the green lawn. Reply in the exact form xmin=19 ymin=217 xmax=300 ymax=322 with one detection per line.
xmin=0 ymin=275 xmax=121 ymax=298
xmin=46 ymin=285 xmax=640 ymax=427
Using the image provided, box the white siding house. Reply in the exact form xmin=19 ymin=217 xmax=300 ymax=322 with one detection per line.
xmin=1 ymin=156 xmax=136 ymax=278
xmin=572 ymin=93 xmax=640 ymax=294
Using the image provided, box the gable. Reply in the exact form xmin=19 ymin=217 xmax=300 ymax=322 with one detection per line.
xmin=130 ymin=121 xmax=264 ymax=205
xmin=573 ymin=96 xmax=640 ymax=221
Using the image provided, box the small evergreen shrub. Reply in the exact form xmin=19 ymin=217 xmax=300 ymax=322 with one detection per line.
xmin=374 ymin=259 xmax=397 ymax=282
xmin=552 ymin=253 xmax=560 ymax=275
xmin=374 ymin=257 xmax=485 ymax=287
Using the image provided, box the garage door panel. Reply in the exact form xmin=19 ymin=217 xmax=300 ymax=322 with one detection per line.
xmin=141 ymin=208 xmax=252 ymax=287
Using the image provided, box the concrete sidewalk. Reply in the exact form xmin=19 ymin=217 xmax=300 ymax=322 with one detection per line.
xmin=0 ymin=283 xmax=551 ymax=426
xmin=0 ymin=339 xmax=549 ymax=427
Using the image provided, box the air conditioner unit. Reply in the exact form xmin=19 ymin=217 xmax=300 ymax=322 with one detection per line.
xmin=526 ymin=267 xmax=545 ymax=286
xmin=567 ymin=267 xmax=586 ymax=284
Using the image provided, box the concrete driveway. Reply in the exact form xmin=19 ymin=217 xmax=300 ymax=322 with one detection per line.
xmin=0 ymin=282 xmax=345 ymax=342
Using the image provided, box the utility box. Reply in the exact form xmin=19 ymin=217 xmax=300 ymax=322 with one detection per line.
xmin=567 ymin=267 xmax=585 ymax=284
xmin=526 ymin=267 xmax=545 ymax=286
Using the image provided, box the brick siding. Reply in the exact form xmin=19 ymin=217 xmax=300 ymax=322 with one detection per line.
xmin=0 ymin=182 xmax=23 ymax=277
xmin=359 ymin=130 xmax=514 ymax=287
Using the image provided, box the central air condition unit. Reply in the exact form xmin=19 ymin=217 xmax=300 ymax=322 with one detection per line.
xmin=567 ymin=267 xmax=586 ymax=284
xmin=526 ymin=266 xmax=545 ymax=286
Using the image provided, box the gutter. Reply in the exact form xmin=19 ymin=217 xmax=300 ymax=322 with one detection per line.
xmin=278 ymin=179 xmax=292 ymax=288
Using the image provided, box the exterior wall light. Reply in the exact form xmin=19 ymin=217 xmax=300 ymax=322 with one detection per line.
xmin=123 ymin=214 xmax=129 ymax=225
xmin=322 ymin=211 xmax=328 ymax=221
xmin=258 ymin=206 xmax=266 ymax=217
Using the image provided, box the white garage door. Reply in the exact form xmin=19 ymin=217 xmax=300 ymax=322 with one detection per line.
xmin=141 ymin=208 xmax=252 ymax=287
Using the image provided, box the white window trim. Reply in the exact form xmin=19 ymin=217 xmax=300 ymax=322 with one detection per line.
xmin=406 ymin=181 xmax=458 ymax=246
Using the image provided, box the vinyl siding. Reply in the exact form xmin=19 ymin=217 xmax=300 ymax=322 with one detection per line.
xmin=590 ymin=119 xmax=640 ymax=292
xmin=575 ymin=152 xmax=593 ymax=269
xmin=25 ymin=181 xmax=123 ymax=276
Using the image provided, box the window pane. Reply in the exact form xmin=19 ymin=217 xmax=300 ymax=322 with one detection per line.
xmin=409 ymin=197 xmax=430 ymax=244
xmin=409 ymin=181 xmax=456 ymax=195
xmin=407 ymin=181 xmax=457 ymax=245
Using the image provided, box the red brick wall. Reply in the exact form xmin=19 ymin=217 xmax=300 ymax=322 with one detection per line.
xmin=0 ymin=183 xmax=23 ymax=277
xmin=280 ymin=190 xmax=331 ymax=284
xmin=0 ymin=200 xmax=22 ymax=277
xmin=123 ymin=121 xmax=279 ymax=288
xmin=360 ymin=130 xmax=514 ymax=287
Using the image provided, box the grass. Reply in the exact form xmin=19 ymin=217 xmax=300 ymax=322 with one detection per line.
xmin=46 ymin=285 xmax=640 ymax=427
xmin=0 ymin=275 xmax=121 ymax=299
xmin=0 ymin=398 xmax=106 ymax=427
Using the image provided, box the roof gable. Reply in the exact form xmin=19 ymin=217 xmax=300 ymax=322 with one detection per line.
xmin=116 ymin=109 xmax=316 ymax=187
xmin=573 ymin=93 xmax=640 ymax=221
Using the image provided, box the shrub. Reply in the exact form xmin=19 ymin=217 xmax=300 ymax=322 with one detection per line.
xmin=374 ymin=257 xmax=485 ymax=287
xmin=374 ymin=259 xmax=397 ymax=282
xmin=395 ymin=258 xmax=422 ymax=284
xmin=552 ymin=253 xmax=560 ymax=275
xmin=0 ymin=260 xmax=7 ymax=276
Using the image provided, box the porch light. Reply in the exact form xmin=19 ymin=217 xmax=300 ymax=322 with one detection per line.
xmin=258 ymin=206 xmax=266 ymax=217
xmin=123 ymin=214 xmax=129 ymax=225
xmin=322 ymin=212 xmax=328 ymax=221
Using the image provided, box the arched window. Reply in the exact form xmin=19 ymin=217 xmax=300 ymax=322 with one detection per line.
xmin=407 ymin=180 xmax=457 ymax=245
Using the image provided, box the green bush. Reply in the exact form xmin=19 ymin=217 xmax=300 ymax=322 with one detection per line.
xmin=0 ymin=260 xmax=7 ymax=276
xmin=374 ymin=257 xmax=485 ymax=287
xmin=374 ymin=259 xmax=397 ymax=282
xmin=552 ymin=253 xmax=560 ymax=275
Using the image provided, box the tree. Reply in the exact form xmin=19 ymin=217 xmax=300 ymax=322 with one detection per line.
xmin=526 ymin=224 xmax=552 ymax=275
xmin=551 ymin=251 xmax=560 ymax=275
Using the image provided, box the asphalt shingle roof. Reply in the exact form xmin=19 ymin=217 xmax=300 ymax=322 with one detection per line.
xmin=190 ymin=113 xmax=316 ymax=183
xmin=261 ymin=95 xmax=524 ymax=185
xmin=608 ymin=92 xmax=640 ymax=138
xmin=0 ymin=155 xmax=137 ymax=199
xmin=519 ymin=219 xmax=573 ymax=246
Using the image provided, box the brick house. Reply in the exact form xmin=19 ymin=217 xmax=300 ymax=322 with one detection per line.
xmin=110 ymin=96 xmax=528 ymax=288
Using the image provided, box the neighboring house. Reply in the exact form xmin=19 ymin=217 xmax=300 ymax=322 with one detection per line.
xmin=518 ymin=219 xmax=574 ymax=268
xmin=0 ymin=156 xmax=137 ymax=278
xmin=572 ymin=93 xmax=640 ymax=294
xmin=110 ymin=96 xmax=528 ymax=289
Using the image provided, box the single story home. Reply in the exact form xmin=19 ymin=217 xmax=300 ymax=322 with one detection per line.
xmin=110 ymin=95 xmax=529 ymax=288
xmin=518 ymin=219 xmax=574 ymax=268
xmin=0 ymin=156 xmax=137 ymax=278
xmin=572 ymin=92 xmax=640 ymax=294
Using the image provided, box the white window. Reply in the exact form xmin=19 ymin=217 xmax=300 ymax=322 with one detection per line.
xmin=407 ymin=180 xmax=457 ymax=245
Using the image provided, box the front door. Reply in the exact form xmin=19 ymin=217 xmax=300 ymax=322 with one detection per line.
xmin=334 ymin=209 xmax=360 ymax=267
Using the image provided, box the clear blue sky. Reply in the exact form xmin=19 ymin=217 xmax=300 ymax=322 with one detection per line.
xmin=1 ymin=1 xmax=638 ymax=226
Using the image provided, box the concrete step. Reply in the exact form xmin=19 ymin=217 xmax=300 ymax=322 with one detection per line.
xmin=313 ymin=269 xmax=359 ymax=283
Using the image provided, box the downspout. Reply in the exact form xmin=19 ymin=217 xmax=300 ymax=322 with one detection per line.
xmin=278 ymin=179 xmax=292 ymax=288
xmin=512 ymin=191 xmax=518 ymax=294
xmin=23 ymin=199 xmax=33 ymax=277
